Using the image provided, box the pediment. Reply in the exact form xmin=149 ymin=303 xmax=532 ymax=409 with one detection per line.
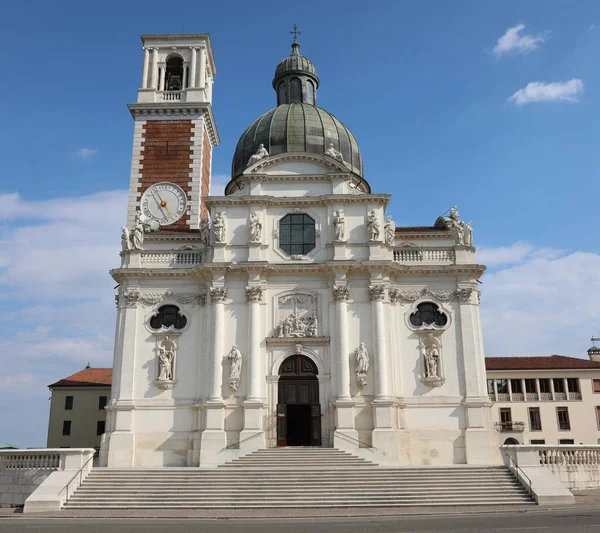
xmin=244 ymin=152 xmax=349 ymax=177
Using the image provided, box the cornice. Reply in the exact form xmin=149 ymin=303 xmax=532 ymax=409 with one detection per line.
xmin=204 ymin=193 xmax=391 ymax=207
xmin=128 ymin=103 xmax=220 ymax=146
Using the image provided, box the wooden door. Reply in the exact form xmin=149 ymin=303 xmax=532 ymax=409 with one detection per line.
xmin=310 ymin=403 xmax=322 ymax=446
xmin=276 ymin=404 xmax=287 ymax=446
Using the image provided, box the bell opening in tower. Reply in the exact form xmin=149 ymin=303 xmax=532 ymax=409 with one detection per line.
xmin=165 ymin=56 xmax=184 ymax=91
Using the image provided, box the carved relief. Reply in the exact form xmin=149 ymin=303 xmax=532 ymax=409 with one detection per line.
xmin=354 ymin=342 xmax=369 ymax=388
xmin=275 ymin=293 xmax=319 ymax=338
xmin=210 ymin=287 xmax=227 ymax=303
xmin=332 ymin=285 xmax=350 ymax=302
xmin=368 ymin=285 xmax=386 ymax=302
xmin=137 ymin=290 xmax=205 ymax=308
xmin=395 ymin=287 xmax=474 ymax=305
xmin=227 ymin=345 xmax=242 ymax=391
xmin=246 ymin=286 xmax=263 ymax=303
xmin=419 ymin=333 xmax=445 ymax=387
xmin=154 ymin=336 xmax=177 ymax=389
xmin=120 ymin=288 xmax=140 ymax=308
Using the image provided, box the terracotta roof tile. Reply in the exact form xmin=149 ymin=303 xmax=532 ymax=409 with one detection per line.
xmin=485 ymin=355 xmax=600 ymax=371
xmin=49 ymin=368 xmax=112 ymax=388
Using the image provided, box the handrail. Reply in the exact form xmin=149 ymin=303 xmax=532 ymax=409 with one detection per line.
xmin=504 ymin=449 xmax=533 ymax=498
xmin=219 ymin=432 xmax=262 ymax=453
xmin=58 ymin=453 xmax=95 ymax=506
xmin=336 ymin=432 xmax=377 ymax=450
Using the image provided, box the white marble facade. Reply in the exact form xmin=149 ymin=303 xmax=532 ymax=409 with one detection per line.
xmin=100 ymin=35 xmax=498 ymax=468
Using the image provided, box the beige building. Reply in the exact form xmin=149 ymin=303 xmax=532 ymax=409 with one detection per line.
xmin=47 ymin=366 xmax=111 ymax=458
xmin=487 ymin=349 xmax=600 ymax=446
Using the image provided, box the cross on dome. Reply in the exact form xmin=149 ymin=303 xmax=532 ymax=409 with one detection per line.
xmin=289 ymin=24 xmax=302 ymax=43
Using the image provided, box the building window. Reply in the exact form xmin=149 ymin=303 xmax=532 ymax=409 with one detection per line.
xmin=289 ymin=77 xmax=302 ymax=103
xmin=553 ymin=378 xmax=565 ymax=393
xmin=530 ymin=439 xmax=545 ymax=445
xmin=150 ymin=305 xmax=187 ymax=330
xmin=596 ymin=406 xmax=600 ymax=429
xmin=524 ymin=379 xmax=536 ymax=393
xmin=567 ymin=378 xmax=580 ymax=393
xmin=96 ymin=421 xmax=106 ymax=436
xmin=98 ymin=396 xmax=108 ymax=410
xmin=499 ymin=408 xmax=512 ymax=429
xmin=165 ymin=56 xmax=184 ymax=91
xmin=487 ymin=379 xmax=494 ymax=395
xmin=529 ymin=408 xmax=542 ymax=431
xmin=496 ymin=379 xmax=508 ymax=394
xmin=594 ymin=379 xmax=600 ymax=393
xmin=279 ymin=214 xmax=316 ymax=256
xmin=65 ymin=396 xmax=73 ymax=410
xmin=62 ymin=421 xmax=71 ymax=436
xmin=409 ymin=302 xmax=448 ymax=328
xmin=539 ymin=379 xmax=551 ymax=394
xmin=510 ymin=379 xmax=523 ymax=394
xmin=559 ymin=439 xmax=575 ymax=445
xmin=557 ymin=407 xmax=570 ymax=430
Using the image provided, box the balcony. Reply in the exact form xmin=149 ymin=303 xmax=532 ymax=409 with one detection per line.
xmin=140 ymin=250 xmax=202 ymax=268
xmin=160 ymin=90 xmax=183 ymax=101
xmin=494 ymin=421 xmax=526 ymax=432
xmin=393 ymin=247 xmax=455 ymax=265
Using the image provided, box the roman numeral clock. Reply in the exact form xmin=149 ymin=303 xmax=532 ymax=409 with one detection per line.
xmin=140 ymin=182 xmax=188 ymax=226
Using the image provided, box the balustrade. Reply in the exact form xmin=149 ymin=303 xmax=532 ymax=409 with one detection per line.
xmin=161 ymin=91 xmax=182 ymax=101
xmin=0 ymin=451 xmax=60 ymax=469
xmin=538 ymin=446 xmax=600 ymax=466
xmin=140 ymin=250 xmax=202 ymax=268
xmin=392 ymin=247 xmax=455 ymax=264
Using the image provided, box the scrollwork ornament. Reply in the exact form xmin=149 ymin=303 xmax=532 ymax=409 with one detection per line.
xmin=210 ymin=287 xmax=227 ymax=303
xmin=246 ymin=286 xmax=263 ymax=303
xmin=138 ymin=290 xmax=206 ymax=307
xmin=332 ymin=285 xmax=350 ymax=302
xmin=456 ymin=288 xmax=474 ymax=304
xmin=122 ymin=288 xmax=140 ymax=308
xmin=368 ymin=285 xmax=386 ymax=302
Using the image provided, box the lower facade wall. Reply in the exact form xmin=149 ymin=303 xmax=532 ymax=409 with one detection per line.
xmin=0 ymin=469 xmax=53 ymax=507
xmin=545 ymin=464 xmax=600 ymax=490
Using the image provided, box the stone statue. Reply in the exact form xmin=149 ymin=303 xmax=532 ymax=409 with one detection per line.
xmin=450 ymin=205 xmax=459 ymax=221
xmin=121 ymin=227 xmax=131 ymax=252
xmin=333 ymin=210 xmax=345 ymax=241
xmin=325 ymin=143 xmax=344 ymax=162
xmin=384 ymin=215 xmax=396 ymax=246
xmin=249 ymin=212 xmax=262 ymax=243
xmin=354 ymin=342 xmax=369 ymax=388
xmin=227 ymin=345 xmax=242 ymax=391
xmin=213 ymin=211 xmax=226 ymax=243
xmin=445 ymin=206 xmax=465 ymax=245
xmin=157 ymin=343 xmax=175 ymax=381
xmin=425 ymin=344 xmax=440 ymax=379
xmin=130 ymin=212 xmax=145 ymax=251
xmin=200 ymin=218 xmax=210 ymax=245
xmin=464 ymin=221 xmax=473 ymax=247
xmin=247 ymin=143 xmax=269 ymax=166
xmin=367 ymin=210 xmax=380 ymax=241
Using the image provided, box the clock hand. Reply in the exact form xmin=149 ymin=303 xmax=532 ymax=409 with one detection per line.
xmin=151 ymin=193 xmax=169 ymax=217
xmin=153 ymin=190 xmax=172 ymax=216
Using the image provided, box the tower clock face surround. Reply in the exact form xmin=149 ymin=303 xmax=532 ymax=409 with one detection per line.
xmin=141 ymin=182 xmax=187 ymax=226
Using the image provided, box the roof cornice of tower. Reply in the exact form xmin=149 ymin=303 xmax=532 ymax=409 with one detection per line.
xmin=140 ymin=34 xmax=216 ymax=75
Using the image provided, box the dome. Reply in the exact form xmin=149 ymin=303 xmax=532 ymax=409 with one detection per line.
xmin=231 ymin=103 xmax=363 ymax=179
xmin=273 ymin=42 xmax=319 ymax=88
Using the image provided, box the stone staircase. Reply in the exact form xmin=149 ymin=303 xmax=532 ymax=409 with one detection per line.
xmin=64 ymin=448 xmax=535 ymax=509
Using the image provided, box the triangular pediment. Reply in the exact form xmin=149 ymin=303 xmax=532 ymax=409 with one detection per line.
xmin=244 ymin=152 xmax=349 ymax=176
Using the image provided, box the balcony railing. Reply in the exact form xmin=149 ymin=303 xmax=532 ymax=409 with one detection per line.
xmin=494 ymin=421 xmax=525 ymax=432
xmin=569 ymin=392 xmax=582 ymax=400
xmin=511 ymin=393 xmax=525 ymax=401
xmin=392 ymin=247 xmax=455 ymax=264
xmin=554 ymin=392 xmax=567 ymax=401
xmin=540 ymin=392 xmax=552 ymax=401
xmin=141 ymin=250 xmax=202 ymax=268
xmin=496 ymin=393 xmax=510 ymax=402
xmin=526 ymin=393 xmax=539 ymax=401
xmin=160 ymin=90 xmax=183 ymax=101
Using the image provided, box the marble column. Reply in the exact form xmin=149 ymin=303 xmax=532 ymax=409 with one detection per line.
xmin=208 ymin=286 xmax=226 ymax=401
xmin=141 ymin=47 xmax=150 ymax=89
xmin=199 ymin=47 xmax=206 ymax=89
xmin=150 ymin=48 xmax=158 ymax=89
xmin=370 ymin=285 xmax=390 ymax=400
xmin=190 ymin=47 xmax=197 ymax=88
xmin=158 ymin=67 xmax=166 ymax=92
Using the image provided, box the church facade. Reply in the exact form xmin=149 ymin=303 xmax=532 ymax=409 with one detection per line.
xmin=99 ymin=33 xmax=498 ymax=468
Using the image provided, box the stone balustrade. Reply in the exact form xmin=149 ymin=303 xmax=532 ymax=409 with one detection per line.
xmin=538 ymin=445 xmax=600 ymax=467
xmin=141 ymin=250 xmax=202 ymax=268
xmin=392 ymin=247 xmax=455 ymax=264
xmin=0 ymin=451 xmax=60 ymax=470
xmin=160 ymin=91 xmax=183 ymax=101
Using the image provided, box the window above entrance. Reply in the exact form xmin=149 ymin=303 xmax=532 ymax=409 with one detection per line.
xmin=149 ymin=305 xmax=187 ymax=330
xmin=279 ymin=214 xmax=316 ymax=256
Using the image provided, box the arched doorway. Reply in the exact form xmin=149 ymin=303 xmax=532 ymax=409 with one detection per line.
xmin=277 ymin=355 xmax=321 ymax=447
xmin=503 ymin=437 xmax=520 ymax=445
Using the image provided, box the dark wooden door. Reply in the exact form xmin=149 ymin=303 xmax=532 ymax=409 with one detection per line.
xmin=276 ymin=404 xmax=287 ymax=447
xmin=310 ymin=403 xmax=322 ymax=446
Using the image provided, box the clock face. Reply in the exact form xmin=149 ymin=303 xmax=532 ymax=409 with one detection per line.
xmin=141 ymin=182 xmax=187 ymax=226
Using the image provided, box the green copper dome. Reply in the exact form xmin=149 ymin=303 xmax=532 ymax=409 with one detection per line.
xmin=231 ymin=103 xmax=363 ymax=179
xmin=273 ymin=42 xmax=319 ymax=88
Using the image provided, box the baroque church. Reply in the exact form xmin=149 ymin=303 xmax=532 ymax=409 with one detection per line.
xmin=100 ymin=33 xmax=496 ymax=468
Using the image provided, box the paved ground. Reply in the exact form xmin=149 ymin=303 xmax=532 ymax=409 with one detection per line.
xmin=2 ymin=507 xmax=600 ymax=533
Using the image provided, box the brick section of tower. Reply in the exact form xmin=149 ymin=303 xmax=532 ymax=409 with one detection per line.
xmin=200 ymin=125 xmax=212 ymax=220
xmin=138 ymin=121 xmax=194 ymax=231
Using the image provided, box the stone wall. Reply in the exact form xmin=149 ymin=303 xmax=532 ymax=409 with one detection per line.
xmin=0 ymin=469 xmax=54 ymax=507
xmin=538 ymin=445 xmax=600 ymax=490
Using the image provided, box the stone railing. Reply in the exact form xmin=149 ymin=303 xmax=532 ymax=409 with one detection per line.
xmin=392 ymin=247 xmax=455 ymax=264
xmin=160 ymin=90 xmax=183 ymax=101
xmin=494 ymin=421 xmax=525 ymax=432
xmin=0 ymin=450 xmax=60 ymax=470
xmin=535 ymin=445 xmax=600 ymax=490
xmin=141 ymin=250 xmax=202 ymax=268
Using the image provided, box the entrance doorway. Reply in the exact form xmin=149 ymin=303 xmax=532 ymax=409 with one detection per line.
xmin=277 ymin=355 xmax=321 ymax=447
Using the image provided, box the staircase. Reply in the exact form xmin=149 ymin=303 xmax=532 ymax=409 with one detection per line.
xmin=64 ymin=448 xmax=534 ymax=509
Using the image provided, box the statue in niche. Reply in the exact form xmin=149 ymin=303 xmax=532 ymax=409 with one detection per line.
xmin=227 ymin=345 xmax=242 ymax=391
xmin=384 ymin=215 xmax=396 ymax=246
xmin=420 ymin=333 xmax=445 ymax=387
xmin=200 ymin=218 xmax=210 ymax=245
xmin=157 ymin=339 xmax=176 ymax=381
xmin=333 ymin=210 xmax=345 ymax=241
xmin=367 ymin=210 xmax=380 ymax=241
xmin=213 ymin=211 xmax=226 ymax=243
xmin=464 ymin=221 xmax=473 ymax=247
xmin=249 ymin=212 xmax=262 ymax=243
xmin=247 ymin=143 xmax=269 ymax=166
xmin=354 ymin=342 xmax=369 ymax=388
xmin=121 ymin=227 xmax=131 ymax=252
xmin=325 ymin=143 xmax=344 ymax=162
xmin=425 ymin=344 xmax=440 ymax=378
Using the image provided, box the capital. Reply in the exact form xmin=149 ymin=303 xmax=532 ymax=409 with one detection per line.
xmin=332 ymin=285 xmax=350 ymax=302
xmin=368 ymin=285 xmax=386 ymax=302
xmin=210 ymin=286 xmax=227 ymax=303
xmin=246 ymin=286 xmax=263 ymax=303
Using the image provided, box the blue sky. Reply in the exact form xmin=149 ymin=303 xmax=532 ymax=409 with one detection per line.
xmin=1 ymin=0 xmax=600 ymax=446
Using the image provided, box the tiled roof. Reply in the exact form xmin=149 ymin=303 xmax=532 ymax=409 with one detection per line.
xmin=485 ymin=355 xmax=600 ymax=371
xmin=395 ymin=226 xmax=443 ymax=233
xmin=49 ymin=368 xmax=112 ymax=388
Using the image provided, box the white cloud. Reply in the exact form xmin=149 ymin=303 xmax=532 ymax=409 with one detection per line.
xmin=508 ymin=79 xmax=584 ymax=105
xmin=493 ymin=24 xmax=550 ymax=57
xmin=75 ymin=148 xmax=99 ymax=160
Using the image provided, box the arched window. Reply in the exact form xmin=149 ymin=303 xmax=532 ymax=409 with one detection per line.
xmin=278 ymin=82 xmax=287 ymax=105
xmin=150 ymin=305 xmax=187 ymax=330
xmin=289 ymin=78 xmax=302 ymax=103
xmin=305 ymin=80 xmax=315 ymax=105
xmin=409 ymin=302 xmax=448 ymax=328
xmin=279 ymin=214 xmax=316 ymax=256
xmin=165 ymin=57 xmax=184 ymax=91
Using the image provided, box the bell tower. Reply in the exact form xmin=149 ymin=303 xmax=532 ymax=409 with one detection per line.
xmin=126 ymin=34 xmax=219 ymax=231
